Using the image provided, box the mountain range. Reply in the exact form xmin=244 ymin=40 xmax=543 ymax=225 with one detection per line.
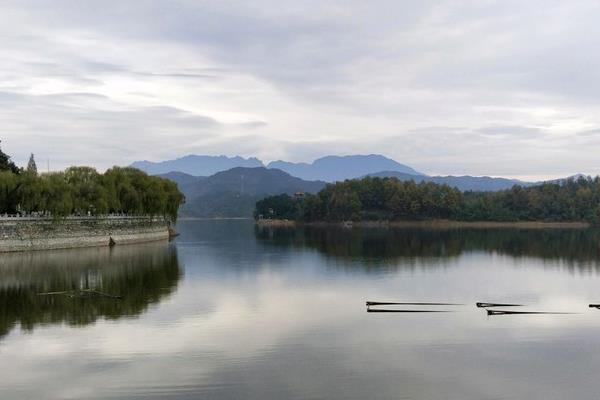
xmin=134 ymin=154 xmax=421 ymax=182
xmin=135 ymin=153 xmax=541 ymax=192
xmin=131 ymin=155 xmax=263 ymax=176
xmin=133 ymin=153 xmax=583 ymax=217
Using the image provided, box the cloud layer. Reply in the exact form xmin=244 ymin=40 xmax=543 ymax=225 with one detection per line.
xmin=1 ymin=1 xmax=599 ymax=179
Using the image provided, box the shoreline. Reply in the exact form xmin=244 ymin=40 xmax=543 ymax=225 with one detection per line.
xmin=177 ymin=217 xmax=253 ymax=221
xmin=256 ymin=219 xmax=590 ymax=229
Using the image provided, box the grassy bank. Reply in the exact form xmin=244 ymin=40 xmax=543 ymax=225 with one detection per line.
xmin=256 ymin=219 xmax=297 ymax=227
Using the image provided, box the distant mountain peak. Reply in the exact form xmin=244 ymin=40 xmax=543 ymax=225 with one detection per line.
xmin=131 ymin=155 xmax=264 ymax=176
xmin=132 ymin=153 xmax=422 ymax=182
xmin=267 ymin=154 xmax=422 ymax=182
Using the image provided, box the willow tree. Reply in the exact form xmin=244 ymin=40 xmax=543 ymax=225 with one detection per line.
xmin=0 ymin=144 xmax=184 ymax=219
xmin=41 ymin=172 xmax=73 ymax=217
xmin=0 ymin=171 xmax=19 ymax=213
xmin=64 ymin=166 xmax=109 ymax=214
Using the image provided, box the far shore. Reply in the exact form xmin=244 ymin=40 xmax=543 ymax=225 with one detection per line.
xmin=256 ymin=219 xmax=590 ymax=229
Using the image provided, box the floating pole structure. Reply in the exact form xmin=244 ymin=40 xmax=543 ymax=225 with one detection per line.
xmin=487 ymin=309 xmax=577 ymax=316
xmin=37 ymin=291 xmax=73 ymax=296
xmin=37 ymin=289 xmax=122 ymax=300
xmin=366 ymin=301 xmax=463 ymax=307
xmin=476 ymin=302 xmax=523 ymax=308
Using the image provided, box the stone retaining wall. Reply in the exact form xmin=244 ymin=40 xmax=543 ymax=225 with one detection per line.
xmin=0 ymin=217 xmax=171 ymax=252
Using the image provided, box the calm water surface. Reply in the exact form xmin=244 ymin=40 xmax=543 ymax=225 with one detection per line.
xmin=2 ymin=220 xmax=600 ymax=399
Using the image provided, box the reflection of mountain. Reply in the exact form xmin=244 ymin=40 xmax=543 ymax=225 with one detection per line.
xmin=0 ymin=242 xmax=182 ymax=339
xmin=255 ymin=226 xmax=600 ymax=269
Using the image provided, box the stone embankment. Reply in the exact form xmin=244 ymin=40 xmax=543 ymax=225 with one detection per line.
xmin=0 ymin=216 xmax=172 ymax=252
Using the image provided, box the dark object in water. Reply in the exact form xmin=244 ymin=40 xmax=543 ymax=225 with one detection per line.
xmin=367 ymin=309 xmax=452 ymax=313
xmin=589 ymin=304 xmax=600 ymax=309
xmin=38 ymin=289 xmax=123 ymax=300
xmin=486 ymin=309 xmax=576 ymax=316
xmin=476 ymin=302 xmax=523 ymax=308
xmin=366 ymin=301 xmax=462 ymax=306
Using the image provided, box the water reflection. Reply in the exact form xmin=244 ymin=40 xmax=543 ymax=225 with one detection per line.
xmin=3 ymin=221 xmax=600 ymax=400
xmin=255 ymin=225 xmax=600 ymax=271
xmin=0 ymin=242 xmax=181 ymax=339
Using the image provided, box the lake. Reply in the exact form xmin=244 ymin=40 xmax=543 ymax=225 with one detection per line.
xmin=1 ymin=219 xmax=600 ymax=399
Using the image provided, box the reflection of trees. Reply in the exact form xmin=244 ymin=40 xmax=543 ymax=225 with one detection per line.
xmin=0 ymin=242 xmax=182 ymax=339
xmin=255 ymin=226 xmax=600 ymax=270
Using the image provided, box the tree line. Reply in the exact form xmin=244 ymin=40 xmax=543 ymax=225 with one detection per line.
xmin=255 ymin=176 xmax=600 ymax=224
xmin=0 ymin=146 xmax=183 ymax=221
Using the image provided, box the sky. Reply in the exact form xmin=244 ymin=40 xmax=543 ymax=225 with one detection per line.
xmin=1 ymin=1 xmax=600 ymax=180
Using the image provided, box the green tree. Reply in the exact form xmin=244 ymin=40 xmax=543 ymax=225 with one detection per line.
xmin=0 ymin=144 xmax=183 ymax=219
xmin=255 ymin=194 xmax=298 ymax=219
xmin=0 ymin=171 xmax=19 ymax=213
xmin=65 ymin=167 xmax=108 ymax=214
xmin=0 ymin=141 xmax=19 ymax=174
xmin=16 ymin=171 xmax=43 ymax=213
xmin=41 ymin=172 xmax=73 ymax=217
xmin=27 ymin=153 xmax=37 ymax=175
xmin=256 ymin=175 xmax=600 ymax=225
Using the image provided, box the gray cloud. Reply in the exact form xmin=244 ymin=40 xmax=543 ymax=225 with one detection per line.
xmin=0 ymin=91 xmax=221 ymax=170
xmin=0 ymin=1 xmax=599 ymax=178
xmin=237 ymin=121 xmax=268 ymax=129
xmin=476 ymin=125 xmax=543 ymax=137
xmin=577 ymin=128 xmax=600 ymax=136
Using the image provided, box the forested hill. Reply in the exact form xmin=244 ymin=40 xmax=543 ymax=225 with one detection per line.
xmin=255 ymin=176 xmax=600 ymax=225
xmin=177 ymin=167 xmax=326 ymax=218
xmin=157 ymin=171 xmax=205 ymax=188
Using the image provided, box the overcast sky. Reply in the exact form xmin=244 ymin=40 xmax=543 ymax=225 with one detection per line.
xmin=2 ymin=1 xmax=600 ymax=179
